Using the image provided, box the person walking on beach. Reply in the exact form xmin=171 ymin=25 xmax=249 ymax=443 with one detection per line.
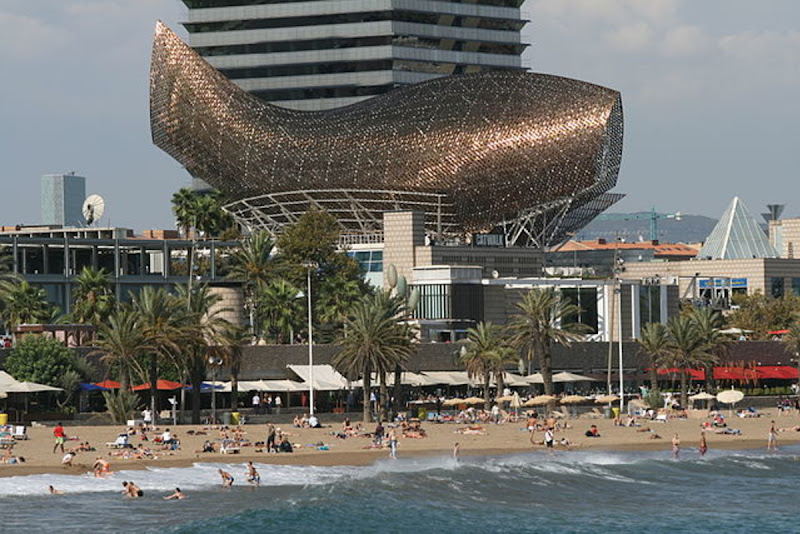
xmin=453 ymin=442 xmax=460 ymax=462
xmin=767 ymin=420 xmax=779 ymax=451
xmin=266 ymin=423 xmax=277 ymax=453
xmin=699 ymin=431 xmax=708 ymax=456
xmin=388 ymin=428 xmax=398 ymax=459
xmin=246 ymin=461 xmax=260 ymax=486
xmin=53 ymin=422 xmax=66 ymax=454
xmin=671 ymin=433 xmax=680 ymax=459
xmin=544 ymin=428 xmax=555 ymax=449
xmin=219 ymin=469 xmax=234 ymax=488
xmin=252 ymin=393 xmax=261 ymax=415
xmin=142 ymin=408 xmax=152 ymax=429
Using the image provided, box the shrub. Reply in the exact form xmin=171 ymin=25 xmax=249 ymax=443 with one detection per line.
xmin=102 ymin=389 xmax=140 ymax=424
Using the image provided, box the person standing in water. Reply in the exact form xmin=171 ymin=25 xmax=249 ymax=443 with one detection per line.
xmin=246 ymin=461 xmax=260 ymax=486
xmin=671 ymin=433 xmax=680 ymax=459
xmin=453 ymin=442 xmax=460 ymax=462
xmin=219 ymin=468 xmax=234 ymax=488
xmin=767 ymin=420 xmax=779 ymax=451
xmin=388 ymin=428 xmax=398 ymax=459
xmin=699 ymin=431 xmax=708 ymax=456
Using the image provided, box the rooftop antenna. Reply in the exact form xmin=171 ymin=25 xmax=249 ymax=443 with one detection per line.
xmin=83 ymin=194 xmax=105 ymax=226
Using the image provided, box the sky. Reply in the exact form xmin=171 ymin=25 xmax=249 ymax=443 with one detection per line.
xmin=1 ymin=0 xmax=799 ymax=231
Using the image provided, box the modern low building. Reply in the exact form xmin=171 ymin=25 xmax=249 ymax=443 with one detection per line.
xmin=0 ymin=226 xmax=242 ymax=323
xmin=546 ymin=239 xmax=698 ymax=277
xmin=179 ymin=0 xmax=528 ymax=111
xmin=41 ymin=173 xmax=86 ymax=228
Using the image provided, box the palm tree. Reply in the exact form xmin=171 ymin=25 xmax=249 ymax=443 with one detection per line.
xmin=131 ymin=286 xmax=186 ymax=418
xmin=0 ymin=279 xmax=52 ymax=332
xmin=664 ymin=316 xmax=718 ymax=409
xmin=91 ymin=308 xmax=150 ymax=390
xmin=637 ymin=322 xmax=671 ymax=393
xmin=317 ymin=274 xmax=365 ymax=334
xmin=333 ymin=292 xmax=415 ymax=422
xmin=220 ymin=324 xmax=251 ymax=405
xmin=256 ymin=278 xmax=303 ymax=343
xmin=70 ymin=267 xmax=115 ymax=343
xmin=172 ymin=188 xmax=198 ymax=238
xmin=227 ymin=231 xmax=282 ymax=338
xmin=506 ymin=288 xmax=587 ymax=400
xmin=174 ymin=284 xmax=231 ymax=423
xmin=688 ymin=307 xmax=727 ymax=393
xmin=461 ymin=322 xmax=516 ymax=410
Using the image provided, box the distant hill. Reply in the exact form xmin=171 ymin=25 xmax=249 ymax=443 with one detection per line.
xmin=575 ymin=213 xmax=718 ymax=243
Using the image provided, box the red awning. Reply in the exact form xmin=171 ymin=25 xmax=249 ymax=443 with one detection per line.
xmin=768 ymin=329 xmax=789 ymax=335
xmin=714 ymin=367 xmax=760 ymax=380
xmin=132 ymin=379 xmax=185 ymax=391
xmin=94 ymin=380 xmax=121 ymax=389
xmin=756 ymin=366 xmax=799 ymax=379
xmin=655 ymin=368 xmax=706 ymax=380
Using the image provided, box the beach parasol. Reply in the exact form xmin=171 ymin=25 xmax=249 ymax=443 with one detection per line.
xmin=595 ymin=394 xmax=619 ymax=404
xmin=94 ymin=380 xmax=121 ymax=389
xmin=511 ymin=392 xmax=522 ymax=410
xmin=716 ymin=389 xmax=744 ymax=414
xmin=689 ymin=392 xmax=716 ymax=401
xmin=463 ymin=397 xmax=487 ymax=405
xmin=5 ymin=382 xmax=63 ymax=393
xmin=132 ymin=379 xmax=185 ymax=391
xmin=443 ymin=398 xmax=464 ymax=407
xmin=560 ymin=395 xmax=588 ymax=404
xmin=495 ymin=395 xmax=514 ymax=403
xmin=524 ymin=395 xmax=556 ymax=406
xmin=525 ymin=373 xmax=544 ymax=384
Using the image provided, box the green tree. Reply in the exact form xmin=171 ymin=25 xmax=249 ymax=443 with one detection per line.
xmin=91 ymin=308 xmax=150 ymax=391
xmin=316 ymin=273 xmax=365 ymax=341
xmin=174 ymin=284 xmax=230 ymax=423
xmin=70 ymin=267 xmax=115 ymax=342
xmin=507 ymin=288 xmax=587 ymax=401
xmin=637 ymin=322 xmax=671 ymax=392
xmin=728 ymin=292 xmax=800 ymax=339
xmin=5 ymin=335 xmax=76 ymax=386
xmin=333 ymin=291 xmax=415 ymax=422
xmin=220 ymin=324 xmax=250 ymax=404
xmin=460 ymin=322 xmax=516 ymax=410
xmin=688 ymin=307 xmax=728 ymax=393
xmin=663 ymin=316 xmax=718 ymax=409
xmin=256 ymin=278 xmax=303 ymax=344
xmin=131 ymin=286 xmax=186 ymax=418
xmin=172 ymin=187 xmax=198 ymax=238
xmin=0 ymin=279 xmax=52 ymax=332
xmin=228 ymin=230 xmax=281 ymax=339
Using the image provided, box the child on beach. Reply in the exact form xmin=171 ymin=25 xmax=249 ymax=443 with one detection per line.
xmin=246 ymin=461 xmax=260 ymax=486
xmin=219 ymin=469 xmax=234 ymax=488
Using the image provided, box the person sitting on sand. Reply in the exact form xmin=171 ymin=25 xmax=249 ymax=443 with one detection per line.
xmin=164 ymin=487 xmax=185 ymax=500
xmin=246 ymin=461 xmax=260 ymax=486
xmin=308 ymin=414 xmax=322 ymax=429
xmin=48 ymin=485 xmax=64 ymax=495
xmin=278 ymin=436 xmax=293 ymax=453
xmin=293 ymin=415 xmax=302 ymax=428
xmin=585 ymin=425 xmax=600 ymax=438
xmin=62 ymin=452 xmax=76 ymax=468
xmin=219 ymin=469 xmax=234 ymax=488
xmin=197 ymin=440 xmax=215 ymax=453
xmin=3 ymin=453 xmax=25 ymax=464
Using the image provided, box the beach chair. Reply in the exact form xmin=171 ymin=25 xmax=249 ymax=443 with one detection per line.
xmin=13 ymin=426 xmax=27 ymax=440
xmin=106 ymin=434 xmax=130 ymax=449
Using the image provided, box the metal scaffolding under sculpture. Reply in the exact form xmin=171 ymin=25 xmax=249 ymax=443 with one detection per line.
xmin=150 ymin=21 xmax=624 ymax=247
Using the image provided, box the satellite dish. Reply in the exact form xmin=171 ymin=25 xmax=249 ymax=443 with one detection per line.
xmin=83 ymin=194 xmax=105 ymax=225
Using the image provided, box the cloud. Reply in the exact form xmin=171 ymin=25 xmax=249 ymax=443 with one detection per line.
xmin=604 ymin=22 xmax=654 ymax=53
xmin=718 ymin=29 xmax=800 ymax=62
xmin=0 ymin=11 xmax=70 ymax=61
xmin=661 ymin=25 xmax=710 ymax=57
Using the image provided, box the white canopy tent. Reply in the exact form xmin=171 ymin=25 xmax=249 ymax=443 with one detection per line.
xmin=552 ymin=372 xmax=597 ymax=383
xmin=420 ymin=371 xmax=471 ymax=386
xmin=287 ymin=364 xmax=350 ymax=391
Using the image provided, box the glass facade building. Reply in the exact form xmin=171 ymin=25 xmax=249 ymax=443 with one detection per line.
xmin=41 ymin=173 xmax=86 ymax=228
xmin=180 ymin=0 xmax=527 ymax=110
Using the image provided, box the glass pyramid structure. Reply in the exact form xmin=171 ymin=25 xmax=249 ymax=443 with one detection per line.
xmin=699 ymin=197 xmax=778 ymax=260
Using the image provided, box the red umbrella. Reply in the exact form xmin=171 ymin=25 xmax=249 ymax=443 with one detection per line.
xmin=132 ymin=379 xmax=185 ymax=391
xmin=95 ymin=380 xmax=121 ymax=389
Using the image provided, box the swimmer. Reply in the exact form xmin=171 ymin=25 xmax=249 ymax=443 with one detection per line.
xmin=453 ymin=442 xmax=460 ymax=462
xmin=699 ymin=431 xmax=708 ymax=456
xmin=219 ymin=468 xmax=234 ymax=488
xmin=246 ymin=461 xmax=260 ymax=486
xmin=768 ymin=420 xmax=779 ymax=451
xmin=48 ymin=485 xmax=64 ymax=495
xmin=122 ymin=481 xmax=143 ymax=498
xmin=672 ymin=433 xmax=680 ymax=459
xmin=164 ymin=487 xmax=186 ymax=500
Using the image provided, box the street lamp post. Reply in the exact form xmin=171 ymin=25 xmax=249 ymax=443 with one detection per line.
xmin=302 ymin=261 xmax=319 ymax=415
xmin=209 ymin=356 xmax=222 ymax=423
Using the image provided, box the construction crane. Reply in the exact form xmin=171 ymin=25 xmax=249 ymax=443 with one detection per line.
xmin=594 ymin=207 xmax=681 ymax=241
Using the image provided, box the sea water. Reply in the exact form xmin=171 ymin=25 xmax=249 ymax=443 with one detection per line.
xmin=1 ymin=447 xmax=797 ymax=533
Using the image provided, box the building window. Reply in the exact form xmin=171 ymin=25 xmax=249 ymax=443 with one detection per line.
xmin=771 ymin=277 xmax=785 ymax=298
xmin=639 ymin=285 xmax=661 ymax=326
xmin=560 ymin=287 xmax=598 ymax=334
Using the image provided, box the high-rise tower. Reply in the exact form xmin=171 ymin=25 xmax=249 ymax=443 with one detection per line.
xmin=180 ymin=0 xmax=527 ymax=111
xmin=41 ymin=173 xmax=86 ymax=227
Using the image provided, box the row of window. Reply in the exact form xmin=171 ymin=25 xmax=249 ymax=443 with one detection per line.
xmin=195 ymin=35 xmax=522 ymax=57
xmin=182 ymin=0 xmax=524 ymax=12
xmin=185 ymin=10 xmax=524 ymax=34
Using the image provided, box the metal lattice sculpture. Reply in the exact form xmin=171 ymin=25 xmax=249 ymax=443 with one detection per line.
xmin=150 ymin=21 xmax=623 ymax=247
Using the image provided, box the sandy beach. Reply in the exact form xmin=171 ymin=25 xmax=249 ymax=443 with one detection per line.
xmin=3 ymin=410 xmax=800 ymax=479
